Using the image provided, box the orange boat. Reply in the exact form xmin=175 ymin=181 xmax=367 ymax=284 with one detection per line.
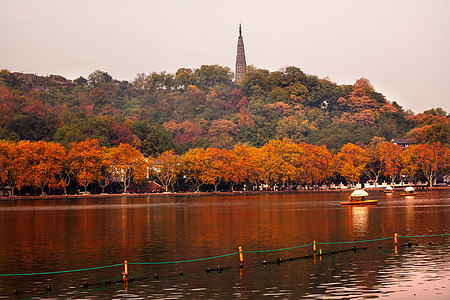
xmin=341 ymin=189 xmax=378 ymax=205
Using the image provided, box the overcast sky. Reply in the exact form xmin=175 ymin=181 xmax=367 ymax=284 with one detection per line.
xmin=1 ymin=0 xmax=449 ymax=113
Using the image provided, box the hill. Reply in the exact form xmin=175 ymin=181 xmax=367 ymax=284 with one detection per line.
xmin=0 ymin=66 xmax=448 ymax=155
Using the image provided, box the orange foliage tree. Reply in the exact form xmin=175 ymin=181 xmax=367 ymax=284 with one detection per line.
xmin=226 ymin=145 xmax=258 ymax=191
xmin=298 ymin=143 xmax=333 ymax=186
xmin=109 ymin=143 xmax=148 ymax=193
xmin=153 ymin=150 xmax=183 ymax=192
xmin=258 ymin=139 xmax=301 ymax=187
xmin=67 ymin=139 xmax=103 ymax=193
xmin=0 ymin=141 xmax=15 ymax=194
xmin=10 ymin=141 xmax=35 ymax=192
xmin=411 ymin=143 xmax=449 ymax=187
xmin=182 ymin=148 xmax=207 ymax=192
xmin=28 ymin=141 xmax=66 ymax=194
xmin=333 ymin=143 xmax=367 ymax=186
xmin=200 ymin=147 xmax=229 ymax=192
xmin=378 ymin=143 xmax=403 ymax=184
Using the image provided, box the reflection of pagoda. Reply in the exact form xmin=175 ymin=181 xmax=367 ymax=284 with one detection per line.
xmin=235 ymin=24 xmax=247 ymax=83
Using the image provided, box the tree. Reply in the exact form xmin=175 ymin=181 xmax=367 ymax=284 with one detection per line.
xmin=0 ymin=141 xmax=15 ymax=194
xmin=175 ymin=68 xmax=196 ymax=90
xmin=98 ymin=147 xmax=113 ymax=194
xmin=411 ymin=143 xmax=449 ymax=187
xmin=378 ymin=143 xmax=403 ymax=184
xmin=298 ymin=143 xmax=333 ymax=186
xmin=132 ymin=122 xmax=176 ymax=157
xmin=333 ymin=143 xmax=367 ymax=186
xmin=153 ymin=150 xmax=183 ymax=192
xmin=109 ymin=143 xmax=147 ymax=193
xmin=28 ymin=141 xmax=65 ymax=194
xmin=194 ymin=65 xmax=233 ymax=90
xmin=88 ymin=70 xmax=112 ymax=88
xmin=226 ymin=145 xmax=258 ymax=191
xmin=364 ymin=137 xmax=386 ymax=186
xmin=182 ymin=148 xmax=206 ymax=192
xmin=67 ymin=139 xmax=102 ymax=193
xmin=200 ymin=147 xmax=229 ymax=192
xmin=258 ymin=139 xmax=299 ymax=187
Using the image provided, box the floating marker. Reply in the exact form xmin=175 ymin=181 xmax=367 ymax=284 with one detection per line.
xmin=154 ymin=274 xmax=159 ymax=279
xmin=13 ymin=289 xmax=18 ymax=296
xmin=123 ymin=260 xmax=128 ymax=282
xmin=46 ymin=286 xmax=51 ymax=292
xmin=262 ymin=260 xmax=267 ymax=265
xmin=179 ymin=271 xmax=183 ymax=276
xmin=313 ymin=241 xmax=316 ymax=253
xmin=105 ymin=280 xmax=110 ymax=286
xmin=83 ymin=282 xmax=88 ymax=289
xmin=394 ymin=233 xmax=398 ymax=245
xmin=239 ymin=246 xmax=244 ymax=268
xmin=205 ymin=267 xmax=210 ymax=273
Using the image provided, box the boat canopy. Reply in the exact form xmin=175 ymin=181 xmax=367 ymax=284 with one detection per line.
xmin=385 ymin=186 xmax=393 ymax=191
xmin=350 ymin=189 xmax=368 ymax=197
xmin=405 ymin=186 xmax=414 ymax=192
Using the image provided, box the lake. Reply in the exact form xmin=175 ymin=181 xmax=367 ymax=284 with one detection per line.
xmin=0 ymin=189 xmax=449 ymax=299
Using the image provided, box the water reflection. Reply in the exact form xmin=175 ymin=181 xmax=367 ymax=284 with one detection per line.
xmin=350 ymin=206 xmax=369 ymax=234
xmin=0 ymin=190 xmax=448 ymax=299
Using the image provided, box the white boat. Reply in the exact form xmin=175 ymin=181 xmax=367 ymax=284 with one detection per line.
xmin=341 ymin=189 xmax=378 ymax=205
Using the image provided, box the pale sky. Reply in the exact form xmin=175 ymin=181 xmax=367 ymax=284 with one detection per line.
xmin=1 ymin=0 xmax=449 ymax=113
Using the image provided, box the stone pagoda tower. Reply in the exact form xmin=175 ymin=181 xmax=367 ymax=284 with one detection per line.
xmin=235 ymin=24 xmax=247 ymax=83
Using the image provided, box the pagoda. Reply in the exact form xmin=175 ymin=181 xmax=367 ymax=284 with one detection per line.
xmin=235 ymin=24 xmax=247 ymax=83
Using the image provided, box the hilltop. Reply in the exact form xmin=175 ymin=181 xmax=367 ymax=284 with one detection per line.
xmin=0 ymin=66 xmax=448 ymax=155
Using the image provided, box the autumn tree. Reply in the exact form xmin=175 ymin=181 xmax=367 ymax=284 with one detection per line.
xmin=182 ymin=148 xmax=206 ymax=192
xmin=28 ymin=141 xmax=65 ymax=194
xmin=298 ymin=143 xmax=333 ymax=186
xmin=200 ymin=147 xmax=229 ymax=192
xmin=333 ymin=143 xmax=367 ymax=186
xmin=364 ymin=137 xmax=386 ymax=186
xmin=411 ymin=143 xmax=449 ymax=187
xmin=109 ymin=143 xmax=148 ymax=193
xmin=258 ymin=139 xmax=300 ymax=187
xmin=67 ymin=139 xmax=103 ymax=193
xmin=0 ymin=141 xmax=15 ymax=194
xmin=9 ymin=140 xmax=34 ymax=193
xmin=153 ymin=150 xmax=183 ymax=192
xmin=226 ymin=145 xmax=259 ymax=191
xmin=378 ymin=142 xmax=403 ymax=184
xmin=98 ymin=147 xmax=113 ymax=193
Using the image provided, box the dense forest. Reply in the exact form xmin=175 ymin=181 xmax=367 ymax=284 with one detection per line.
xmin=0 ymin=65 xmax=448 ymax=157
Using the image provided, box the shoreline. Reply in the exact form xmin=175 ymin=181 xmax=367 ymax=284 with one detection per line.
xmin=1 ymin=186 xmax=448 ymax=201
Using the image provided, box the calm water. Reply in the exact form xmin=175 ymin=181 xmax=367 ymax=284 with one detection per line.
xmin=0 ymin=190 xmax=449 ymax=299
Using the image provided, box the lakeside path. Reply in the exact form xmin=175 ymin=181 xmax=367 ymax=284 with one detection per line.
xmin=1 ymin=186 xmax=448 ymax=201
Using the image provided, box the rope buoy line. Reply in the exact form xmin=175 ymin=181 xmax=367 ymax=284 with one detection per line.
xmin=0 ymin=263 xmax=123 ymax=277
xmin=128 ymin=252 xmax=239 ymax=265
xmin=1 ymin=233 xmax=448 ymax=278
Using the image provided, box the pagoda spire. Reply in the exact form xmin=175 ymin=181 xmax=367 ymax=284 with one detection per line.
xmin=235 ymin=24 xmax=247 ymax=83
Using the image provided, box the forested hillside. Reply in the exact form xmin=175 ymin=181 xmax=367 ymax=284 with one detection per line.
xmin=0 ymin=66 xmax=448 ymax=156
